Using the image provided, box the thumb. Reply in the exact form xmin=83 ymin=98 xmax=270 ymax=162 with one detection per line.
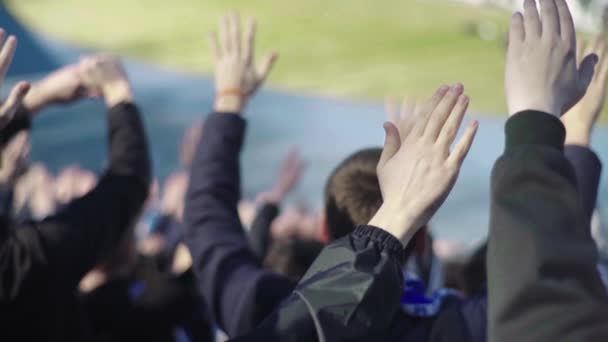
xmin=379 ymin=122 xmax=401 ymax=168
xmin=578 ymin=53 xmax=599 ymax=92
xmin=1 ymin=81 xmax=30 ymax=120
xmin=256 ymin=52 xmax=279 ymax=85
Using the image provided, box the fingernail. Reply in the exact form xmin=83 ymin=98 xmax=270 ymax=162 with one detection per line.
xmin=383 ymin=121 xmax=392 ymax=132
xmin=438 ymin=85 xmax=449 ymax=94
xmin=20 ymin=83 xmax=30 ymax=94
xmin=472 ymin=120 xmax=479 ymax=129
xmin=453 ymin=83 xmax=464 ymax=92
xmin=460 ymin=95 xmax=470 ymax=104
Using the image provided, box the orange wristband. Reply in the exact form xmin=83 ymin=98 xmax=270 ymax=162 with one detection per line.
xmin=217 ymin=88 xmax=245 ymax=99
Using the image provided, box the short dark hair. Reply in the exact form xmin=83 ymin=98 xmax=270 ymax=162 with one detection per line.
xmin=323 ymin=148 xmax=383 ymax=240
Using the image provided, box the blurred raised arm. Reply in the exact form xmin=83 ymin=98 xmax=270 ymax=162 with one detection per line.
xmin=184 ymin=11 xmax=293 ymax=337
xmin=2 ymin=53 xmax=151 ymax=299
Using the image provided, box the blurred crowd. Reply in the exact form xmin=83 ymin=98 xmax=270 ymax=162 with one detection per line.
xmin=3 ymin=0 xmax=608 ymax=341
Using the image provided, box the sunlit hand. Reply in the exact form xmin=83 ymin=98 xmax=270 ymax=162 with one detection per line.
xmin=505 ymin=0 xmax=597 ymax=117
xmin=0 ymin=29 xmax=30 ymax=131
xmin=562 ymin=37 xmax=608 ymax=146
xmin=79 ymin=54 xmax=133 ymax=107
xmin=370 ymin=84 xmax=478 ymax=246
xmin=209 ymin=11 xmax=278 ymax=113
xmin=257 ymin=147 xmax=306 ymax=205
xmin=23 ymin=65 xmax=89 ymax=115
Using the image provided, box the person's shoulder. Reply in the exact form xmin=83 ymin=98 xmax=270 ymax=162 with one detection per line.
xmin=430 ymin=299 xmax=475 ymax=342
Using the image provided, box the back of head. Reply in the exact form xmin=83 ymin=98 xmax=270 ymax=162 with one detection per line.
xmin=324 ymin=148 xmax=382 ymax=241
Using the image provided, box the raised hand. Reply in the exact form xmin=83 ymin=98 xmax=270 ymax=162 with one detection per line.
xmin=505 ymin=0 xmax=597 ymax=117
xmin=562 ymin=36 xmax=608 ymax=146
xmin=23 ymin=65 xmax=89 ymax=115
xmin=257 ymin=147 xmax=306 ymax=204
xmin=0 ymin=131 xmax=30 ymax=188
xmin=79 ymin=54 xmax=133 ymax=107
xmin=369 ymin=84 xmax=478 ymax=246
xmin=0 ymin=30 xmax=31 ymax=131
xmin=209 ymin=11 xmax=278 ymax=113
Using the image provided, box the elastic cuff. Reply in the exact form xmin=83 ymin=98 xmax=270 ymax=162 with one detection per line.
xmin=259 ymin=203 xmax=280 ymax=217
xmin=506 ymin=111 xmax=565 ymax=151
xmin=209 ymin=112 xmax=244 ymax=119
xmin=353 ymin=225 xmax=407 ymax=264
xmin=108 ymin=101 xmax=138 ymax=118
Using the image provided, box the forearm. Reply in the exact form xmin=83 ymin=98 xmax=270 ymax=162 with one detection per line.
xmin=33 ymin=103 xmax=150 ymax=287
xmin=488 ymin=111 xmax=608 ymax=341
xmin=106 ymin=102 xmax=151 ymax=183
xmin=249 ymin=203 xmax=279 ymax=259
xmin=564 ymin=145 xmax=602 ymax=221
xmin=21 ymin=86 xmax=54 ymax=117
xmin=186 ymin=112 xmax=292 ymax=335
xmin=184 ymin=112 xmax=247 ymax=251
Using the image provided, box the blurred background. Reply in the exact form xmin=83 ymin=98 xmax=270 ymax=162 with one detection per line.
xmin=4 ymin=0 xmax=608 ymax=244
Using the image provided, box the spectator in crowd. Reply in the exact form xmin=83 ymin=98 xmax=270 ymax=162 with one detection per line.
xmin=184 ymin=10 xmax=483 ymax=342
xmin=488 ymin=0 xmax=608 ymax=340
xmin=249 ymin=147 xmax=308 ymax=259
xmin=0 ymin=44 xmax=151 ymax=341
xmin=3 ymin=1 xmax=608 ymax=341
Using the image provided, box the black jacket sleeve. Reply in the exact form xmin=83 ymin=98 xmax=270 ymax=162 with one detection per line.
xmin=232 ymin=225 xmax=406 ymax=342
xmin=487 ymin=111 xmax=608 ymax=342
xmin=184 ymin=112 xmax=295 ymax=337
xmin=249 ymin=202 xmax=280 ymax=259
xmin=564 ymin=145 xmax=602 ymax=221
xmin=0 ymin=106 xmax=31 ymax=146
xmin=0 ymin=102 xmax=151 ymax=300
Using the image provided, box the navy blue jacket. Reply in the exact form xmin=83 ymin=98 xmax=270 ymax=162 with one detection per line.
xmin=184 ymin=113 xmax=295 ymax=337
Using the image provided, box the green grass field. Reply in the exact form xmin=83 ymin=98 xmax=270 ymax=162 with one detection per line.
xmin=8 ymin=0 xmax=513 ymax=113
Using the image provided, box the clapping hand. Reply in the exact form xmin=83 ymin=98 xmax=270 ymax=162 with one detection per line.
xmin=562 ymin=36 xmax=608 ymax=146
xmin=370 ymin=85 xmax=478 ymax=246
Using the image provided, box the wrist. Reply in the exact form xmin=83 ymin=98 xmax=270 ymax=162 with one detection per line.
xmin=508 ymin=97 xmax=560 ymax=118
xmin=564 ymin=125 xmax=592 ymax=146
xmin=102 ymin=80 xmax=133 ymax=107
xmin=22 ymin=86 xmax=50 ymax=115
xmin=256 ymin=191 xmax=282 ymax=205
xmin=368 ymin=202 xmax=420 ymax=248
xmin=214 ymin=94 xmax=246 ymax=113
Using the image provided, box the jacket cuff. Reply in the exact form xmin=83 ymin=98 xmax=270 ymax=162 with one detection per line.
xmin=107 ymin=101 xmax=139 ymax=122
xmin=505 ymin=111 xmax=565 ymax=151
xmin=353 ymin=225 xmax=407 ymax=265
